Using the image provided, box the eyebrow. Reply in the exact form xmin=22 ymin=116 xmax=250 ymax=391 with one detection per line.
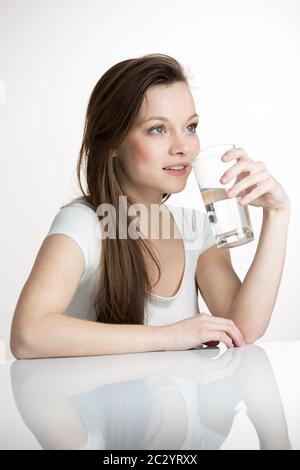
xmin=142 ymin=113 xmax=199 ymax=123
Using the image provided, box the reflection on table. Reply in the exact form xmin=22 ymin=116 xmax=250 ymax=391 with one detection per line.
xmin=10 ymin=344 xmax=292 ymax=450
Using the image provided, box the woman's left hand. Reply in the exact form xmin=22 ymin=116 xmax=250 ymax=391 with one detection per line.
xmin=220 ymin=148 xmax=290 ymax=212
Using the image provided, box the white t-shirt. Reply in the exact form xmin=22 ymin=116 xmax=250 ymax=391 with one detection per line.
xmin=45 ymin=197 xmax=216 ymax=326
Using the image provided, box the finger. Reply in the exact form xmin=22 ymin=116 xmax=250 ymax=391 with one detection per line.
xmin=204 ymin=331 xmax=233 ymax=349
xmin=200 ymin=314 xmax=244 ymax=344
xmin=223 ymin=319 xmax=245 ymax=346
xmin=221 ymin=160 xmax=261 ymax=184
xmin=226 ymin=170 xmax=270 ymax=199
xmin=218 ymin=332 xmax=234 ymax=349
xmin=222 ymin=147 xmax=251 ymax=162
xmin=240 ymin=176 xmax=276 ymax=206
xmin=208 ymin=319 xmax=245 ymax=346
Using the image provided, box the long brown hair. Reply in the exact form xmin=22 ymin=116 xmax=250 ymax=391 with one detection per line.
xmin=77 ymin=53 xmax=190 ymax=325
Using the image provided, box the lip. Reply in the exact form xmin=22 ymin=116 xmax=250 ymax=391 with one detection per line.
xmin=162 ymin=162 xmax=190 ymax=170
xmin=163 ymin=167 xmax=188 ymax=177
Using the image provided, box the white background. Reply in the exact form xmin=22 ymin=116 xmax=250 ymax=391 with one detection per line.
xmin=0 ymin=0 xmax=299 ymax=359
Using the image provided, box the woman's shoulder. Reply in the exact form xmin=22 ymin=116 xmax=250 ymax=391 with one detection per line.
xmin=55 ymin=196 xmax=101 ymax=226
xmin=46 ymin=197 xmax=101 ymax=271
xmin=50 ymin=197 xmax=99 ymax=232
xmin=60 ymin=196 xmax=98 ymax=214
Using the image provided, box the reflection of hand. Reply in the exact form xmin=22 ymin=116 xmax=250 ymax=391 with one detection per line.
xmin=10 ymin=344 xmax=245 ymax=404
xmin=157 ymin=345 xmax=246 ymax=386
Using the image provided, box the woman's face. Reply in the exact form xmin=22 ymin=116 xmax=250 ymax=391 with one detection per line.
xmin=115 ymin=81 xmax=200 ymax=205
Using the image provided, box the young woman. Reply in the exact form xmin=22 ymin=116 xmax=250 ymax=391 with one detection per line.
xmin=10 ymin=54 xmax=290 ymax=359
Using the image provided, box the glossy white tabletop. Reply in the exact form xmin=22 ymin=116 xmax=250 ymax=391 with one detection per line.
xmin=0 ymin=342 xmax=299 ymax=450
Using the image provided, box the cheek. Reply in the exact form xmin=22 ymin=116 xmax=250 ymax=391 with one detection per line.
xmin=193 ymin=137 xmax=200 ymax=156
xmin=132 ymin=139 xmax=164 ymax=168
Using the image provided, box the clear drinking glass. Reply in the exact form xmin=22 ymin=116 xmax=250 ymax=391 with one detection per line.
xmin=192 ymin=143 xmax=254 ymax=248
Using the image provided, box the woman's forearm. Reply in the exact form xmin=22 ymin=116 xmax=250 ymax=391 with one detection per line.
xmin=229 ymin=207 xmax=290 ymax=342
xmin=11 ymin=313 xmax=165 ymax=359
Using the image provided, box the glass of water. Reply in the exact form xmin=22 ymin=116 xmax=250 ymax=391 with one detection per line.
xmin=192 ymin=143 xmax=254 ymax=248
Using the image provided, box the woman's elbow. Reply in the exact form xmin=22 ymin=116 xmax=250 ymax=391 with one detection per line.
xmin=10 ymin=325 xmax=37 ymax=360
xmin=10 ymin=339 xmax=28 ymax=360
xmin=243 ymin=329 xmax=266 ymax=345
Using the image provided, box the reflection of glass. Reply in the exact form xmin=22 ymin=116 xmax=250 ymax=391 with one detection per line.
xmin=10 ymin=346 xmax=291 ymax=450
xmin=192 ymin=144 xmax=254 ymax=248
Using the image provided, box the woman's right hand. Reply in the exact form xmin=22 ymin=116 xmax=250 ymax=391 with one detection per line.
xmin=161 ymin=313 xmax=245 ymax=351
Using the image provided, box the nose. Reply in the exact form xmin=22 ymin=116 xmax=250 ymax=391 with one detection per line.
xmin=169 ymin=131 xmax=190 ymax=156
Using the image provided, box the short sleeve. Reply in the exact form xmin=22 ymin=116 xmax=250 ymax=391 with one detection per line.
xmin=45 ymin=204 xmax=99 ymax=271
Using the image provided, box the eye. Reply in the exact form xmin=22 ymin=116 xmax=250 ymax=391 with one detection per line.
xmin=149 ymin=122 xmax=198 ymax=135
xmin=187 ymin=122 xmax=198 ymax=133
xmin=149 ymin=125 xmax=165 ymax=134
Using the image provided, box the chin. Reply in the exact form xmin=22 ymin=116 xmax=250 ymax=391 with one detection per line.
xmin=163 ymin=182 xmax=187 ymax=194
